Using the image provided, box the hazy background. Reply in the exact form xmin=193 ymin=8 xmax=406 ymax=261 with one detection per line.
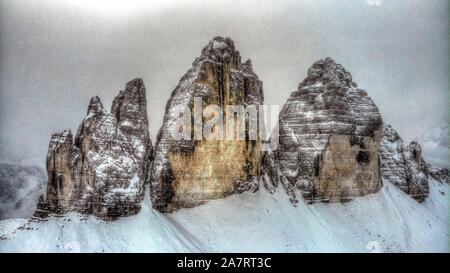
xmin=1 ymin=0 xmax=448 ymax=168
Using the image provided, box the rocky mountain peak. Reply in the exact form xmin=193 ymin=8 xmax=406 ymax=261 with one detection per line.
xmin=87 ymin=96 xmax=105 ymax=116
xmin=194 ymin=36 xmax=243 ymax=71
xmin=379 ymin=123 xmax=430 ymax=202
xmin=28 ymin=39 xmax=446 ymax=221
xmin=125 ymin=77 xmax=144 ymax=89
xmin=150 ymin=36 xmax=263 ymax=212
xmin=298 ymin=57 xmax=354 ymax=90
xmin=111 ymin=78 xmax=148 ymax=126
xmin=35 ymin=79 xmax=152 ymax=220
xmin=382 ymin=124 xmax=402 ymax=142
xmin=266 ymin=57 xmax=383 ymax=204
xmin=407 ymin=141 xmax=422 ymax=166
xmin=48 ymin=129 xmax=73 ymax=151
xmin=201 ymin=36 xmax=237 ymax=59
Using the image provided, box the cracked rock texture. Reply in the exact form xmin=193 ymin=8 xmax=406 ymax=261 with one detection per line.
xmin=150 ymin=37 xmax=264 ymax=212
xmin=426 ymin=165 xmax=449 ymax=184
xmin=264 ymin=57 xmax=383 ymax=204
xmin=35 ymin=79 xmax=152 ymax=219
xmin=30 ymin=39 xmax=447 ymax=216
xmin=379 ymin=124 xmax=431 ymax=202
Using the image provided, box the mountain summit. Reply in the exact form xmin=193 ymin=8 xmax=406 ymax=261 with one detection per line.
xmin=264 ymin=57 xmax=383 ymax=204
xmin=35 ymin=79 xmax=152 ymax=220
xmin=150 ymin=36 xmax=264 ymax=212
xmin=28 ymin=37 xmax=448 ymax=221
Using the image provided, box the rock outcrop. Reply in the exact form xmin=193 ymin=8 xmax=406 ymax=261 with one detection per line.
xmin=150 ymin=37 xmax=264 ymax=212
xmin=264 ymin=57 xmax=383 ymax=204
xmin=29 ymin=37 xmax=446 ymax=217
xmin=379 ymin=124 xmax=430 ymax=201
xmin=426 ymin=165 xmax=449 ymax=184
xmin=35 ymin=79 xmax=152 ymax=219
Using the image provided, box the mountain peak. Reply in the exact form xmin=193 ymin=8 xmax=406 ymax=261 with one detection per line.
xmin=197 ymin=36 xmax=241 ymax=66
xmin=87 ymin=96 xmax=105 ymax=115
xmin=111 ymin=78 xmax=148 ymax=127
xmin=203 ymin=36 xmax=235 ymax=54
xmin=298 ymin=57 xmax=355 ymax=90
xmin=37 ymin=78 xmax=152 ymax=220
xmin=150 ymin=36 xmax=263 ymax=212
xmin=125 ymin=78 xmax=144 ymax=89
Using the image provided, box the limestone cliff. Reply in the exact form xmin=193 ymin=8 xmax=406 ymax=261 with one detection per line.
xmin=150 ymin=37 xmax=264 ymax=212
xmin=379 ymin=124 xmax=430 ymax=202
xmin=35 ymin=79 xmax=152 ymax=219
xmin=264 ymin=57 xmax=383 ymax=204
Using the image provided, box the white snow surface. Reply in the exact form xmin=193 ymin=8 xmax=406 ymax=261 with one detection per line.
xmin=0 ymin=179 xmax=448 ymax=253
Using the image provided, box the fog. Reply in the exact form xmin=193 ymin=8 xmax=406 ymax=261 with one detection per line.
xmin=0 ymin=0 xmax=448 ymax=168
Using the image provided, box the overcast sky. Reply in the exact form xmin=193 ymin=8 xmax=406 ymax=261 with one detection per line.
xmin=0 ymin=0 xmax=448 ymax=168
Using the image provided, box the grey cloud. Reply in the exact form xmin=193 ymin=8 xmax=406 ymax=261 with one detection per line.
xmin=0 ymin=0 xmax=448 ymax=167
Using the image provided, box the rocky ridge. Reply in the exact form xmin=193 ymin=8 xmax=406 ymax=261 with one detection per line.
xmin=379 ymin=123 xmax=449 ymax=201
xmin=27 ymin=37 xmax=448 ymax=219
xmin=35 ymin=79 xmax=152 ymax=220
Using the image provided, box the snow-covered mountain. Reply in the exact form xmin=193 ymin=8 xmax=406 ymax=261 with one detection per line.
xmin=150 ymin=36 xmax=264 ymax=212
xmin=0 ymin=178 xmax=448 ymax=252
xmin=0 ymin=163 xmax=46 ymax=220
xmin=0 ymin=37 xmax=448 ymax=253
xmin=264 ymin=57 xmax=383 ymax=204
xmin=34 ymin=79 xmax=152 ymax=220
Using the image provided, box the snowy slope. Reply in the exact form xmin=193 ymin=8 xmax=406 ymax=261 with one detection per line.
xmin=0 ymin=179 xmax=448 ymax=252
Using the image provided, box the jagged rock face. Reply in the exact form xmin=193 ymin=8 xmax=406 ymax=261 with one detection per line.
xmin=35 ymin=79 xmax=152 ymax=219
xmin=150 ymin=37 xmax=264 ymax=212
xmin=378 ymin=125 xmax=408 ymax=192
xmin=266 ymin=57 xmax=383 ymax=203
xmin=379 ymin=124 xmax=429 ymax=202
xmin=404 ymin=141 xmax=429 ymax=201
xmin=44 ymin=130 xmax=80 ymax=213
xmin=426 ymin=165 xmax=449 ymax=184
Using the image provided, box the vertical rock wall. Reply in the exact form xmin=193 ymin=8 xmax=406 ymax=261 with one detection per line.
xmin=35 ymin=79 xmax=152 ymax=219
xmin=150 ymin=37 xmax=264 ymax=212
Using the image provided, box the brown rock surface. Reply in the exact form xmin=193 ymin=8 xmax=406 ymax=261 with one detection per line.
xmin=150 ymin=37 xmax=264 ymax=212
